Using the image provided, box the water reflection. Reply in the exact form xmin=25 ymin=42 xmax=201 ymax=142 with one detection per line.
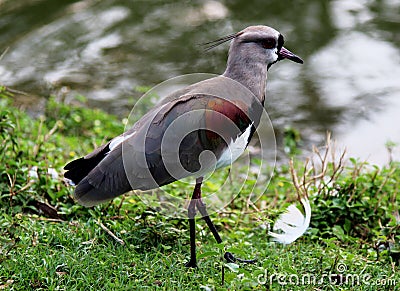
xmin=0 ymin=0 xmax=399 ymax=164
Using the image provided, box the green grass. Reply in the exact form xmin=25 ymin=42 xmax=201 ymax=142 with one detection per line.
xmin=1 ymin=86 xmax=399 ymax=290
xmin=1 ymin=213 xmax=398 ymax=290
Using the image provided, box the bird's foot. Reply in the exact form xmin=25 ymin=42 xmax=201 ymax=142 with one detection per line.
xmin=224 ymin=252 xmax=257 ymax=264
xmin=185 ymin=260 xmax=198 ymax=268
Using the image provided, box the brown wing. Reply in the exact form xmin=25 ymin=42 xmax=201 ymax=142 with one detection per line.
xmin=65 ymin=77 xmax=262 ymax=206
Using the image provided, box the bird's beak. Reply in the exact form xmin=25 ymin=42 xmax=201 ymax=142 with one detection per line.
xmin=278 ymin=47 xmax=303 ymax=64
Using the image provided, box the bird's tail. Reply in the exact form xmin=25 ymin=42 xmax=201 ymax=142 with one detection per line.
xmin=64 ymin=143 xmax=131 ymax=207
xmin=64 ymin=143 xmax=110 ymax=185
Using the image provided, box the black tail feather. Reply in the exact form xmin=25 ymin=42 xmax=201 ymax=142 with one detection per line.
xmin=64 ymin=142 xmax=132 ymax=207
xmin=64 ymin=156 xmax=102 ymax=185
xmin=64 ymin=143 xmax=110 ymax=185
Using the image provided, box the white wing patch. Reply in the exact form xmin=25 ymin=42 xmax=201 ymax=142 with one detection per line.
xmin=109 ymin=131 xmax=136 ymax=152
xmin=269 ymin=197 xmax=311 ymax=244
xmin=216 ymin=124 xmax=253 ymax=168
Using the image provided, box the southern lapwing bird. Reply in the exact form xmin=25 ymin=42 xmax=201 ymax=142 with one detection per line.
xmin=64 ymin=25 xmax=303 ymax=267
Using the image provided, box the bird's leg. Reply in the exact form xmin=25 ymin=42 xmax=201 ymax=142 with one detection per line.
xmin=195 ymin=186 xmax=257 ymax=264
xmin=184 ymin=177 xmax=203 ymax=268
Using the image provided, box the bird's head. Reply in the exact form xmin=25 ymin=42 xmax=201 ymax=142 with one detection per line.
xmin=235 ymin=26 xmax=303 ymax=69
xmin=205 ymin=25 xmax=303 ymax=70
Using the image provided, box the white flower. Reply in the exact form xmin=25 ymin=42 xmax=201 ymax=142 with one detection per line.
xmin=28 ymin=166 xmax=38 ymax=180
xmin=268 ymin=197 xmax=311 ymax=244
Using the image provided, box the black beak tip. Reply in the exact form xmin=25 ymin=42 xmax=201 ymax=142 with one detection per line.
xmin=278 ymin=47 xmax=304 ymax=65
xmin=286 ymin=54 xmax=304 ymax=64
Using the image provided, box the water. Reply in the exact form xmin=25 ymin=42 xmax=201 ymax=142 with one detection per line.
xmin=0 ymin=0 xmax=399 ymax=164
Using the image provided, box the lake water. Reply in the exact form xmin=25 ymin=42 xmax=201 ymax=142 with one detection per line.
xmin=0 ymin=0 xmax=399 ymax=165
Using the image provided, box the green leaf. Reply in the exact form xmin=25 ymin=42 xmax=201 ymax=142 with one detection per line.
xmin=332 ymin=225 xmax=346 ymax=241
xmin=197 ymin=251 xmax=219 ymax=260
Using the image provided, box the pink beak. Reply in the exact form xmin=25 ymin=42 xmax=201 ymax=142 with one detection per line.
xmin=278 ymin=47 xmax=303 ymax=64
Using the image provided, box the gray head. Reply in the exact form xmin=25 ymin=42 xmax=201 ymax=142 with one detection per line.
xmin=205 ymin=25 xmax=303 ymax=69
xmin=234 ymin=26 xmax=303 ymax=68
xmin=204 ymin=25 xmax=303 ymax=100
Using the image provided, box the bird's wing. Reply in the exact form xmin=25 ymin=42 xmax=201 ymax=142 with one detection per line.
xmin=65 ymin=76 xmax=263 ymax=206
xmin=128 ymin=93 xmax=253 ymax=188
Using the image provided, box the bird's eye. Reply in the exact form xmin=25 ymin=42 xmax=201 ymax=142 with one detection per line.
xmin=261 ymin=38 xmax=276 ymax=49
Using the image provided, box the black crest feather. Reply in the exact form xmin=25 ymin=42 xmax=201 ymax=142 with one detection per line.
xmin=202 ymin=32 xmax=240 ymax=51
